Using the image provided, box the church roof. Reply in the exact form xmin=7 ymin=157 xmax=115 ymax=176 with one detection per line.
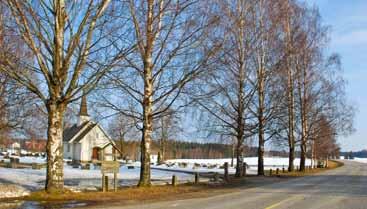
xmin=63 ymin=121 xmax=90 ymax=142
xmin=72 ymin=122 xmax=97 ymax=142
xmin=63 ymin=121 xmax=113 ymax=144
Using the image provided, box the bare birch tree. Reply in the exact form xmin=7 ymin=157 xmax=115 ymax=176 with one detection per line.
xmin=101 ymin=0 xmax=218 ymax=186
xmin=195 ymin=0 xmax=256 ymax=177
xmin=0 ymin=0 xmax=127 ymax=192
xmin=250 ymin=0 xmax=287 ymax=175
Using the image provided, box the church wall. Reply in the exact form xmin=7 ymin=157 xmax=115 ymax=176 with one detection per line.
xmin=80 ymin=135 xmax=91 ymax=161
xmin=79 ymin=125 xmax=113 ymax=161
xmin=63 ymin=142 xmax=73 ymax=159
xmin=104 ymin=144 xmax=113 ymax=161
xmin=73 ymin=143 xmax=82 ymax=161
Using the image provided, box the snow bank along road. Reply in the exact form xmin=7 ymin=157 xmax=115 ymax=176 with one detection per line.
xmin=92 ymin=160 xmax=367 ymax=209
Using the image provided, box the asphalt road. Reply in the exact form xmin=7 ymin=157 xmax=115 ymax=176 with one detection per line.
xmin=92 ymin=160 xmax=367 ymax=209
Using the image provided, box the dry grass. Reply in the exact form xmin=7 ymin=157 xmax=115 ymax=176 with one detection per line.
xmin=268 ymin=160 xmax=343 ymax=177
xmin=23 ymin=183 xmax=232 ymax=205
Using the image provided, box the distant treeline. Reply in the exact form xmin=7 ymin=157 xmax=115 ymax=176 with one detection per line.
xmin=116 ymin=140 xmax=290 ymax=161
xmin=340 ymin=150 xmax=367 ymax=158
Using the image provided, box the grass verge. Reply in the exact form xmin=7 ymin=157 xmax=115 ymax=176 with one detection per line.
xmin=19 ymin=160 xmax=344 ymax=207
xmin=20 ymin=183 xmax=238 ymax=208
xmin=269 ymin=160 xmax=344 ymax=177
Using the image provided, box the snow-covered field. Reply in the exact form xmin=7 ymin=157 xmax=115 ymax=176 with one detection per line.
xmin=0 ymin=156 xmax=312 ymax=198
xmin=0 ymin=156 xmax=46 ymax=164
xmin=0 ymin=163 xmax=193 ymax=192
xmin=158 ymin=157 xmax=312 ymax=175
xmin=353 ymin=158 xmax=367 ymax=163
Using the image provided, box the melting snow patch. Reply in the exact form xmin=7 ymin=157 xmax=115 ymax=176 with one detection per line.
xmin=0 ymin=183 xmax=30 ymax=199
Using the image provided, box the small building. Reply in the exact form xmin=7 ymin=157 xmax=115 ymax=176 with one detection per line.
xmin=24 ymin=139 xmax=47 ymax=152
xmin=8 ymin=142 xmax=21 ymax=155
xmin=63 ymin=95 xmax=120 ymax=163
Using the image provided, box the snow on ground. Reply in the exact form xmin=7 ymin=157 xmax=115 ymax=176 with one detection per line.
xmin=0 ymin=156 xmax=312 ymax=198
xmin=0 ymin=156 xmax=47 ymax=164
xmin=353 ymin=158 xmax=367 ymax=163
xmin=18 ymin=156 xmax=47 ymax=164
xmin=161 ymin=157 xmax=311 ymax=175
xmin=0 ymin=163 xmax=194 ymax=192
xmin=0 ymin=183 xmax=30 ymax=199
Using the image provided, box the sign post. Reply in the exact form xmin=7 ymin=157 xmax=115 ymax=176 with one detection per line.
xmin=101 ymin=161 xmax=120 ymax=192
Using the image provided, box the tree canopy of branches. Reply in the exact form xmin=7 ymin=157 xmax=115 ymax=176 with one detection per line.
xmin=99 ymin=0 xmax=219 ymax=186
xmin=0 ymin=0 xmax=129 ymax=193
xmin=194 ymin=0 xmax=354 ymax=175
xmin=0 ymin=0 xmax=355 ymax=191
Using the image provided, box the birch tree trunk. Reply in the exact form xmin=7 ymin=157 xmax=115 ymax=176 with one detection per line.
xmin=299 ymin=105 xmax=308 ymax=171
xmin=312 ymin=140 xmax=316 ymax=168
xmin=45 ymin=102 xmax=65 ymax=193
xmin=257 ymin=62 xmax=265 ymax=175
xmin=2 ymin=0 xmax=114 ymax=193
xmin=286 ymin=44 xmax=296 ymax=172
xmin=231 ymin=141 xmax=235 ymax=167
xmin=256 ymin=1 xmax=266 ymax=175
xmin=235 ymin=3 xmax=246 ymax=177
xmin=284 ymin=0 xmax=296 ymax=172
xmin=235 ymin=134 xmax=243 ymax=177
xmin=235 ymin=61 xmax=245 ymax=177
xmin=139 ymin=0 xmax=154 ymax=186
xmin=139 ymin=59 xmax=153 ymax=186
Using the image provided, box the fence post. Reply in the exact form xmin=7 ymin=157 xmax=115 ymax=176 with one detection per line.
xmin=102 ymin=174 xmax=105 ymax=192
xmin=195 ymin=172 xmax=199 ymax=184
xmin=103 ymin=175 xmax=108 ymax=192
xmin=224 ymin=162 xmax=229 ymax=182
xmin=270 ymin=169 xmax=273 ymax=176
xmin=172 ymin=175 xmax=177 ymax=186
xmin=114 ymin=172 xmax=117 ymax=192
xmin=276 ymin=168 xmax=279 ymax=175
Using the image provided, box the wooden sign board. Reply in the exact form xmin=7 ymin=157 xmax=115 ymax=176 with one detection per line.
xmin=101 ymin=161 xmax=120 ymax=174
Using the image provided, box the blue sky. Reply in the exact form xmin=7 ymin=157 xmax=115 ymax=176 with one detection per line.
xmin=308 ymin=0 xmax=367 ymax=151
xmin=92 ymin=1 xmax=366 ymax=152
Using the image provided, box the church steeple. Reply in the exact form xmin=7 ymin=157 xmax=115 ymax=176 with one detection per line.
xmin=79 ymin=94 xmax=89 ymax=116
xmin=78 ymin=94 xmax=90 ymax=125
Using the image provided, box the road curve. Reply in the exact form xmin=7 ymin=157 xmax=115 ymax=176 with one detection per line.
xmin=92 ymin=160 xmax=367 ymax=209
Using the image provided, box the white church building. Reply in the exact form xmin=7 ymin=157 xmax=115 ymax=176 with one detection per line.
xmin=63 ymin=95 xmax=120 ymax=163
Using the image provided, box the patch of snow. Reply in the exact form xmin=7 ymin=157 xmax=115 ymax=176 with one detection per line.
xmin=20 ymin=149 xmax=29 ymax=155
xmin=162 ymin=157 xmax=312 ymax=174
xmin=0 ymin=157 xmax=194 ymax=191
xmin=0 ymin=156 xmax=312 ymax=193
xmin=0 ymin=183 xmax=30 ymax=199
xmin=353 ymin=158 xmax=367 ymax=163
xmin=19 ymin=156 xmax=46 ymax=164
